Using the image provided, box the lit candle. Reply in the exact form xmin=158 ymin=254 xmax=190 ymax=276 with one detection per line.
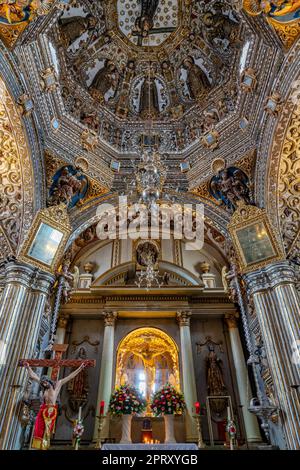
xmin=195 ymin=402 xmax=200 ymax=415
xmin=100 ymin=401 xmax=105 ymax=415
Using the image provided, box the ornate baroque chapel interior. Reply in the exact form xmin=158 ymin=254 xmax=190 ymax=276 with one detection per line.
xmin=0 ymin=0 xmax=300 ymax=452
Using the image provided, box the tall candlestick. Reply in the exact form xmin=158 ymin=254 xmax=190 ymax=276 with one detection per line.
xmin=195 ymin=402 xmax=200 ymax=415
xmin=78 ymin=406 xmax=82 ymax=422
xmin=227 ymin=406 xmax=231 ymax=422
xmin=100 ymin=401 xmax=105 ymax=415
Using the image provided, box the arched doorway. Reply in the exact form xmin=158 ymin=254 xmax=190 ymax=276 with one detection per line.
xmin=115 ymin=328 xmax=180 ymax=410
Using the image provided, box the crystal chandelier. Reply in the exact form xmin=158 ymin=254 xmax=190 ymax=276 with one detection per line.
xmin=135 ymin=254 xmax=164 ymax=290
xmin=134 ymin=149 xmax=167 ymax=207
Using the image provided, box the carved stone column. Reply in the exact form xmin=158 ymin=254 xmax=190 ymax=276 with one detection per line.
xmin=0 ymin=261 xmax=54 ymax=449
xmin=245 ymin=261 xmax=300 ymax=450
xmin=224 ymin=313 xmax=261 ymax=443
xmin=177 ymin=311 xmax=198 ymax=442
xmin=93 ymin=311 xmax=118 ymax=441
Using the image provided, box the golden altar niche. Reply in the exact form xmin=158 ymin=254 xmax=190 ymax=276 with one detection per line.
xmin=115 ymin=328 xmax=180 ymax=415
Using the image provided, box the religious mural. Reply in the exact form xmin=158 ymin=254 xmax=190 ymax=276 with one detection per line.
xmin=0 ymin=0 xmax=56 ymax=47
xmin=48 ymin=165 xmax=89 ymax=209
xmin=243 ymin=0 xmax=300 ymax=47
xmin=209 ymin=166 xmax=251 ymax=212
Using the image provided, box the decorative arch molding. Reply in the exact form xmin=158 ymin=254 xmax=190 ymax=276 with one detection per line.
xmin=0 ymin=73 xmax=35 ymax=260
xmin=255 ymin=39 xmax=300 ymax=218
xmin=67 ymin=195 xmax=231 ymax=246
xmin=92 ymin=260 xmax=202 ymax=288
xmin=266 ymin=96 xmax=300 ymax=259
xmin=65 ymin=197 xmax=230 ymax=271
xmin=0 ymin=44 xmax=47 ymax=209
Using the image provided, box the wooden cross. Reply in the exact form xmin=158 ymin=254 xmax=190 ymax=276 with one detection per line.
xmin=19 ymin=344 xmax=95 ymax=381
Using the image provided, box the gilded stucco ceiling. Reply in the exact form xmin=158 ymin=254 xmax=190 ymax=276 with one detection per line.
xmin=0 ymin=0 xmax=299 ymax=244
xmin=7 ymin=0 xmax=265 ymax=194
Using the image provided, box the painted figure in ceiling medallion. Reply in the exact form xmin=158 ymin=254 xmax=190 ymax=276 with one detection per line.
xmin=182 ymin=56 xmax=211 ymax=101
xmin=202 ymin=5 xmax=240 ymax=49
xmin=135 ymin=0 xmax=160 ymax=37
xmin=48 ymin=165 xmax=89 ymax=209
xmin=209 ymin=160 xmax=251 ymax=212
xmin=117 ymin=0 xmax=179 ymax=47
xmin=89 ymin=59 xmax=120 ymax=103
xmin=0 ymin=0 xmax=56 ymax=25
xmin=243 ymin=0 xmax=300 ymax=47
xmin=59 ymin=14 xmax=97 ymax=48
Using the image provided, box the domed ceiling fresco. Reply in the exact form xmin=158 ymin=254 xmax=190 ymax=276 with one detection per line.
xmin=0 ymin=0 xmax=298 ymax=200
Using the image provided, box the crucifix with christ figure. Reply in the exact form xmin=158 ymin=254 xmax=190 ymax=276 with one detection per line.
xmin=18 ymin=344 xmax=95 ymax=450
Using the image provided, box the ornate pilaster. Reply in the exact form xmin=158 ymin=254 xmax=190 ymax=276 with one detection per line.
xmin=93 ymin=311 xmax=118 ymax=441
xmin=177 ymin=311 xmax=198 ymax=442
xmin=224 ymin=313 xmax=261 ymax=443
xmin=0 ymin=261 xmax=54 ymax=449
xmin=245 ymin=261 xmax=300 ymax=450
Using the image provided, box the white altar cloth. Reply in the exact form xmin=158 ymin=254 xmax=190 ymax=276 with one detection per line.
xmin=102 ymin=444 xmax=198 ymax=451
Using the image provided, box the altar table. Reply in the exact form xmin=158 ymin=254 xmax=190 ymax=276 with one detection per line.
xmin=102 ymin=444 xmax=198 ymax=451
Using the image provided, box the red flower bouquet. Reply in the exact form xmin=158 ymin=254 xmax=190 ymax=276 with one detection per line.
xmin=150 ymin=384 xmax=186 ymax=416
xmin=109 ymin=384 xmax=147 ymax=416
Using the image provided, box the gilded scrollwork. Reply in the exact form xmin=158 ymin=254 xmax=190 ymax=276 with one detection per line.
xmin=0 ymin=77 xmax=34 ymax=262
xmin=277 ymin=104 xmax=300 ymax=259
xmin=267 ymin=95 xmax=300 ymax=262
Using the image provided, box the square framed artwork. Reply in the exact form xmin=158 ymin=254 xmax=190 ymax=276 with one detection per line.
xmin=19 ymin=205 xmax=71 ymax=274
xmin=228 ymin=203 xmax=285 ymax=273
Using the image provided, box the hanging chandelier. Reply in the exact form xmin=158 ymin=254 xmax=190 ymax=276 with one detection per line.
xmin=135 ymin=149 xmax=166 ymax=207
xmin=135 ymin=254 xmax=165 ymax=290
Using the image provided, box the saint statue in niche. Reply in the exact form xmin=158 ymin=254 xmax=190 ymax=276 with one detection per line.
xmin=182 ymin=56 xmax=211 ymax=100
xmin=89 ymin=59 xmax=120 ymax=103
xmin=139 ymin=76 xmax=160 ymax=118
xmin=59 ymin=14 xmax=97 ymax=48
xmin=67 ymin=347 xmax=90 ymax=412
xmin=206 ymin=343 xmax=228 ymax=415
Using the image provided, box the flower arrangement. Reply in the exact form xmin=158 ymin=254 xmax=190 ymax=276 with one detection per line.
xmin=73 ymin=419 xmax=84 ymax=451
xmin=150 ymin=384 xmax=186 ymax=416
xmin=109 ymin=384 xmax=147 ymax=416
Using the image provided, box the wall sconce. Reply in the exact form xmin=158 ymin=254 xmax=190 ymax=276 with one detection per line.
xmin=241 ymin=68 xmax=257 ymax=93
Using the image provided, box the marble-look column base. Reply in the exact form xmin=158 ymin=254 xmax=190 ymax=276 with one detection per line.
xmin=245 ymin=261 xmax=300 ymax=450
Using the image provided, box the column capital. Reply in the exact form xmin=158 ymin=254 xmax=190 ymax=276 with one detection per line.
xmin=224 ymin=312 xmax=239 ymax=330
xmin=244 ymin=261 xmax=296 ymax=296
xmin=177 ymin=311 xmax=192 ymax=327
xmin=103 ymin=311 xmax=118 ymax=327
xmin=4 ymin=260 xmax=54 ymax=293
